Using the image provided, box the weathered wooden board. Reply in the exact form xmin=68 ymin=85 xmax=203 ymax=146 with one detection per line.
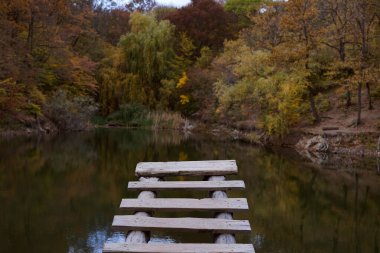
xmin=135 ymin=160 xmax=238 ymax=177
xmin=112 ymin=215 xmax=251 ymax=233
xmin=120 ymin=198 xmax=248 ymax=212
xmin=103 ymin=243 xmax=255 ymax=253
xmin=128 ymin=180 xmax=245 ymax=191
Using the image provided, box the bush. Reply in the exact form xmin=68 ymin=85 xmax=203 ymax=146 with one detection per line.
xmin=99 ymin=103 xmax=185 ymax=129
xmin=107 ymin=103 xmax=152 ymax=127
xmin=315 ymin=93 xmax=331 ymax=112
xmin=45 ymin=90 xmax=97 ymax=131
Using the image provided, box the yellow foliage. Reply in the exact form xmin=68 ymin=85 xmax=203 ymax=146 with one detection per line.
xmin=179 ymin=95 xmax=190 ymax=105
xmin=176 ymin=72 xmax=188 ymax=88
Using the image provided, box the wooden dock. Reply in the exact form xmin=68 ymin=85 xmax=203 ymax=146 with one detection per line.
xmin=103 ymin=160 xmax=254 ymax=253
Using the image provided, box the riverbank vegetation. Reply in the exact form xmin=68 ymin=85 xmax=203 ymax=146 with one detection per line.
xmin=0 ymin=0 xmax=379 ymax=138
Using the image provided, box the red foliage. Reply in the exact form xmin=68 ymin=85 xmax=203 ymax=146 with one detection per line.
xmin=93 ymin=9 xmax=130 ymax=45
xmin=164 ymin=0 xmax=237 ymax=52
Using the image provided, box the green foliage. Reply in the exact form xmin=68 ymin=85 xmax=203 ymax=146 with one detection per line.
xmin=95 ymin=103 xmax=185 ymax=130
xmin=224 ymin=0 xmax=263 ymax=16
xmin=99 ymin=12 xmax=178 ymax=113
xmin=107 ymin=103 xmax=152 ymax=127
xmin=91 ymin=115 xmax=108 ymax=126
xmin=38 ymin=67 xmax=59 ymax=89
xmin=174 ymin=33 xmax=196 ymax=72
xmin=196 ymin=47 xmax=213 ymax=68
xmin=27 ymin=103 xmax=43 ymax=117
xmin=315 ymin=93 xmax=331 ymax=113
xmin=224 ymin=0 xmax=263 ymax=28
xmin=118 ymin=12 xmax=176 ymax=88
xmin=213 ymin=39 xmax=306 ymax=137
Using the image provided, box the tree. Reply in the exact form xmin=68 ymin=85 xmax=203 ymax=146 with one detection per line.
xmin=224 ymin=0 xmax=263 ymax=29
xmin=164 ymin=0 xmax=237 ymax=52
xmin=93 ymin=8 xmax=130 ymax=45
xmin=119 ymin=13 xmax=176 ymax=102
xmin=321 ymin=0 xmax=352 ymax=62
xmin=349 ymin=0 xmax=378 ymax=124
xmin=212 ymin=39 xmax=305 ymax=137
xmin=247 ymin=2 xmax=284 ymax=50
xmin=0 ymin=0 xmax=100 ymax=130
xmin=173 ymin=33 xmax=196 ymax=72
xmin=99 ymin=12 xmax=177 ymax=113
xmin=280 ymin=0 xmax=325 ymax=123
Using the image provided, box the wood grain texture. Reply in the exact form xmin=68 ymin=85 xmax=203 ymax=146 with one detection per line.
xmin=135 ymin=160 xmax=238 ymax=177
xmin=120 ymin=198 xmax=249 ymax=212
xmin=112 ymin=215 xmax=251 ymax=233
xmin=128 ymin=180 xmax=245 ymax=191
xmin=103 ymin=243 xmax=255 ymax=253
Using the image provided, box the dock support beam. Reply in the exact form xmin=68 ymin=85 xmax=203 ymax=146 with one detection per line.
xmin=125 ymin=177 xmax=159 ymax=243
xmin=208 ymin=175 xmax=236 ymax=244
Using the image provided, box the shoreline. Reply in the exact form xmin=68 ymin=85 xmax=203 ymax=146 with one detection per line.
xmin=188 ymin=122 xmax=380 ymax=159
xmin=1 ymin=122 xmax=379 ymax=159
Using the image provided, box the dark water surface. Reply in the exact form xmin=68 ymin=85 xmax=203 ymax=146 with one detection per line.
xmin=0 ymin=129 xmax=379 ymax=253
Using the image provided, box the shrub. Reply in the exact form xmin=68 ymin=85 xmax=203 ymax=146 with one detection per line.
xmin=107 ymin=103 xmax=152 ymax=127
xmin=45 ymin=90 xmax=97 ymax=131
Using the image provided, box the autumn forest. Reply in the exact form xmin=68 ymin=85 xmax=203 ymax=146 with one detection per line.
xmin=1 ymin=0 xmax=379 ymax=138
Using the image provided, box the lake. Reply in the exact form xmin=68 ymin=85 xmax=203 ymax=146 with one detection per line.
xmin=0 ymin=129 xmax=379 ymax=253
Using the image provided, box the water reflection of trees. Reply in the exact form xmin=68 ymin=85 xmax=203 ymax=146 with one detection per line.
xmin=225 ymin=144 xmax=377 ymax=253
xmin=185 ymin=139 xmax=380 ymax=253
xmin=0 ymin=129 xmax=187 ymax=252
xmin=0 ymin=131 xmax=378 ymax=253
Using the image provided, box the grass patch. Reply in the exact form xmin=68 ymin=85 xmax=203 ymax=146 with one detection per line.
xmin=93 ymin=103 xmax=186 ymax=130
xmin=149 ymin=111 xmax=185 ymax=130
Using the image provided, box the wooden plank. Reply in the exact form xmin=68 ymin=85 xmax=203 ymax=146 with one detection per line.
xmin=135 ymin=160 xmax=237 ymax=177
xmin=112 ymin=215 xmax=251 ymax=233
xmin=120 ymin=198 xmax=248 ymax=212
xmin=128 ymin=180 xmax=245 ymax=191
xmin=103 ymin=243 xmax=255 ymax=253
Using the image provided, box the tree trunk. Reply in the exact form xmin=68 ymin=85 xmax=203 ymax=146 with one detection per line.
xmin=356 ymin=82 xmax=362 ymax=126
xmin=27 ymin=13 xmax=34 ymax=52
xmin=366 ymin=82 xmax=373 ymax=110
xmin=71 ymin=36 xmax=80 ymax=48
xmin=339 ymin=39 xmax=346 ymax=62
xmin=346 ymin=88 xmax=351 ymax=108
xmin=308 ymin=92 xmax=320 ymax=124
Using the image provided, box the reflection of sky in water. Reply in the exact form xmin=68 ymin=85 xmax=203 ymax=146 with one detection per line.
xmin=79 ymin=230 xmax=175 ymax=252
xmin=79 ymin=230 xmax=176 ymax=252
xmin=149 ymin=235 xmax=176 ymax=244
xmin=69 ymin=231 xmax=127 ymax=253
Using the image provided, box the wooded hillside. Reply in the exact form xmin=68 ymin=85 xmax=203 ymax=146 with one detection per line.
xmin=1 ymin=0 xmax=379 ymax=137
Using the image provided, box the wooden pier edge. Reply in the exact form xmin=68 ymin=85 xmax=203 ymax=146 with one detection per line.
xmin=103 ymin=160 xmax=254 ymax=253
